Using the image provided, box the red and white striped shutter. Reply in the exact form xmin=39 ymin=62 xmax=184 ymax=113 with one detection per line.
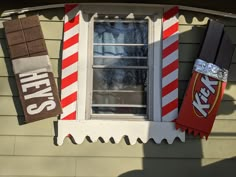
xmin=162 ymin=6 xmax=179 ymax=122
xmin=60 ymin=4 xmax=80 ymax=120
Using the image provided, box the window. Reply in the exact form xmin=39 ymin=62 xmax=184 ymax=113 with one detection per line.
xmin=91 ymin=18 xmax=149 ymax=119
xmin=58 ymin=4 xmax=185 ymax=145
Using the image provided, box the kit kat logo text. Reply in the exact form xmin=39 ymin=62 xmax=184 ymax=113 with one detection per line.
xmin=192 ymin=75 xmax=220 ymax=118
xmin=19 ymin=71 xmax=56 ymax=115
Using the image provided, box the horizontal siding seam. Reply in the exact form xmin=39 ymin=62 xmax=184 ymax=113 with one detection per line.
xmin=0 ymin=134 xmax=233 ymax=139
xmin=0 ymin=155 xmax=235 ymax=160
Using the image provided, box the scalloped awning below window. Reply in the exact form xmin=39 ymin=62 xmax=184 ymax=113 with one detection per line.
xmin=57 ymin=120 xmax=185 ymax=145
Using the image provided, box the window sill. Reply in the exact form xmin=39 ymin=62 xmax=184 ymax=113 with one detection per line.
xmin=57 ymin=120 xmax=185 ymax=145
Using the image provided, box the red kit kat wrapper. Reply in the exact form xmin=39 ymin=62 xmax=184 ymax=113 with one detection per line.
xmin=176 ymin=72 xmax=226 ymax=138
xmin=175 ymin=20 xmax=234 ymax=138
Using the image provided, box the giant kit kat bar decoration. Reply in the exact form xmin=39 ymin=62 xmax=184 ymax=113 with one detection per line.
xmin=176 ymin=20 xmax=235 ymax=138
xmin=3 ymin=16 xmax=62 ymax=123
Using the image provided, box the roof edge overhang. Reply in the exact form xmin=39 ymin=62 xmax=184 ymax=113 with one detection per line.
xmin=1 ymin=1 xmax=236 ymax=13
xmin=1 ymin=3 xmax=236 ymax=19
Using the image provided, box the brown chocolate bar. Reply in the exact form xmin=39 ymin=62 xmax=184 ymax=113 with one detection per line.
xmin=3 ymin=16 xmax=62 ymax=123
xmin=4 ymin=16 xmax=47 ymax=59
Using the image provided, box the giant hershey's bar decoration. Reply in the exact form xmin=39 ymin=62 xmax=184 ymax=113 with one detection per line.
xmin=4 ymin=16 xmax=62 ymax=123
xmin=176 ymin=20 xmax=235 ymax=138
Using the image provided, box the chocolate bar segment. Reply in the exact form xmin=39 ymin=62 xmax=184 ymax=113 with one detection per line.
xmin=20 ymin=15 xmax=40 ymax=29
xmin=27 ymin=39 xmax=47 ymax=55
xmin=3 ymin=19 xmax=22 ymax=33
xmin=3 ymin=16 xmax=62 ymax=123
xmin=9 ymin=43 xmax=29 ymax=59
xmin=199 ymin=20 xmax=224 ymax=63
xmin=24 ymin=26 xmax=43 ymax=42
xmin=215 ymin=32 xmax=235 ymax=70
xmin=6 ymin=30 xmax=25 ymax=45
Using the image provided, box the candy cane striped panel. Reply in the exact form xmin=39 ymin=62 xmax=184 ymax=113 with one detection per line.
xmin=162 ymin=6 xmax=179 ymax=122
xmin=60 ymin=4 xmax=79 ymax=120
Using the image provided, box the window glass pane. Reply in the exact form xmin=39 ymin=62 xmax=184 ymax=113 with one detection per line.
xmin=94 ymin=58 xmax=147 ymax=66
xmin=93 ymin=91 xmax=147 ymax=105
xmin=94 ymin=45 xmax=148 ymax=57
xmin=93 ymin=69 xmax=147 ymax=90
xmin=94 ymin=21 xmax=148 ymax=44
xmin=92 ymin=19 xmax=148 ymax=116
xmin=92 ymin=107 xmax=146 ymax=114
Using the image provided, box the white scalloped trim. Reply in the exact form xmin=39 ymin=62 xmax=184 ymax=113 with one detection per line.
xmin=57 ymin=120 xmax=185 ymax=145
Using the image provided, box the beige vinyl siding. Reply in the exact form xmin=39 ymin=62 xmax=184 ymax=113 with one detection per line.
xmin=0 ymin=6 xmax=235 ymax=177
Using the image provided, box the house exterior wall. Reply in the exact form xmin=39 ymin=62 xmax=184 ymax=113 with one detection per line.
xmin=0 ymin=5 xmax=235 ymax=177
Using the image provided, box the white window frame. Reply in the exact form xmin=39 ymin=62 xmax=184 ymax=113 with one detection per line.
xmin=58 ymin=3 xmax=185 ymax=145
xmin=88 ymin=12 xmax=154 ymax=120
